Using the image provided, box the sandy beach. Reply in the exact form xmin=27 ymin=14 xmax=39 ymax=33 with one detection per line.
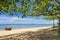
xmin=0 ymin=26 xmax=52 ymax=36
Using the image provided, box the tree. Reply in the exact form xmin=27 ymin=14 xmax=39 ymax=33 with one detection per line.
xmin=43 ymin=0 xmax=60 ymax=26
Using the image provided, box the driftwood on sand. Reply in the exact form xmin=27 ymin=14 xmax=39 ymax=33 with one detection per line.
xmin=5 ymin=27 xmax=12 ymax=30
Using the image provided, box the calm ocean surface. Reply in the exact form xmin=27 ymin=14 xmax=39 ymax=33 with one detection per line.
xmin=0 ymin=24 xmax=57 ymax=30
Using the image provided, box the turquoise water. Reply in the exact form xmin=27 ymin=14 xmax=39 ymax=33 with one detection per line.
xmin=0 ymin=24 xmax=57 ymax=30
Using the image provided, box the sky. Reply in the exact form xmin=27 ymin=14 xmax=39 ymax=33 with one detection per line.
xmin=0 ymin=13 xmax=58 ymax=24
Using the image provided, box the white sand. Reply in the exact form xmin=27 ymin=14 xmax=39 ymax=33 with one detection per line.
xmin=0 ymin=26 xmax=52 ymax=36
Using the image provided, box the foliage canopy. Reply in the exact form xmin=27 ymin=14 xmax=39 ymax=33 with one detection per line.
xmin=0 ymin=0 xmax=60 ymax=18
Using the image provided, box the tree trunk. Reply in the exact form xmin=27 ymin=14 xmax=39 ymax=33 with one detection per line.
xmin=53 ymin=18 xmax=55 ymax=27
xmin=58 ymin=19 xmax=60 ymax=26
xmin=58 ymin=19 xmax=60 ymax=35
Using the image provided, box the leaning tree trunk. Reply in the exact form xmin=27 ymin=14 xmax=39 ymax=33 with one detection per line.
xmin=58 ymin=19 xmax=60 ymax=26
xmin=53 ymin=18 xmax=55 ymax=28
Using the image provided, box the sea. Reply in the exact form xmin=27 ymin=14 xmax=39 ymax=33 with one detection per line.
xmin=0 ymin=24 xmax=57 ymax=30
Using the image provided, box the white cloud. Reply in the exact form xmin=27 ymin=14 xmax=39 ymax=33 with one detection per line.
xmin=0 ymin=16 xmax=58 ymax=24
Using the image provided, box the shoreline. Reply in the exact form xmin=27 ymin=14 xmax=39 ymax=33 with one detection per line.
xmin=0 ymin=26 xmax=52 ymax=36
